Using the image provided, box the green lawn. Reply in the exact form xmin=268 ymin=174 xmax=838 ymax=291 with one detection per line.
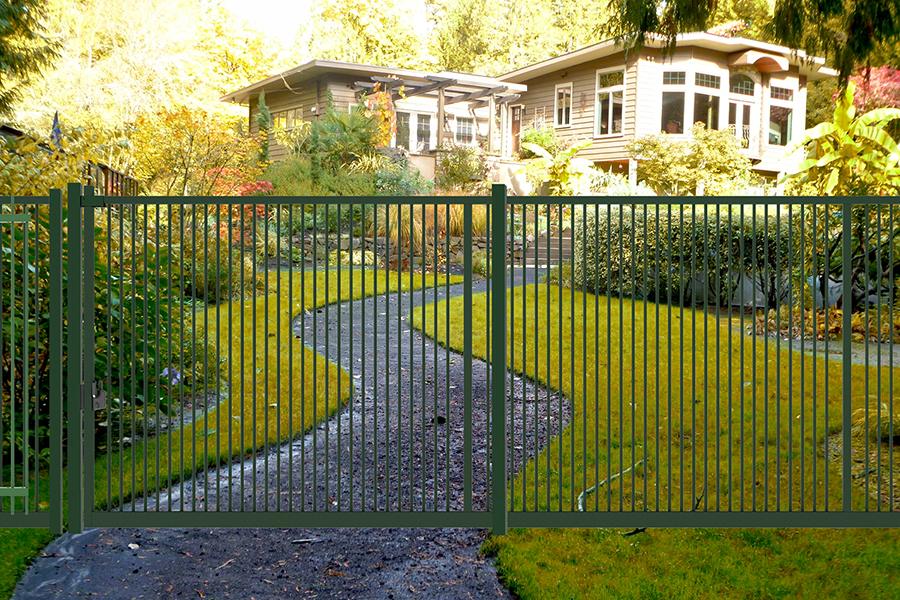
xmin=0 ymin=267 xmax=461 ymax=600
xmin=412 ymin=283 xmax=900 ymax=599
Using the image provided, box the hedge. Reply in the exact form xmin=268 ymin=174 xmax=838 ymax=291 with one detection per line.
xmin=572 ymin=205 xmax=798 ymax=306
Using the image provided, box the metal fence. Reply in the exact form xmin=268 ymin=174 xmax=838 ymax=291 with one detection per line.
xmin=1 ymin=184 xmax=898 ymax=535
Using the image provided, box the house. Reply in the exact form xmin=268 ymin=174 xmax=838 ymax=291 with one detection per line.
xmin=497 ymin=32 xmax=837 ymax=178
xmin=220 ymin=60 xmax=526 ymax=179
xmin=222 ymin=33 xmax=835 ymax=183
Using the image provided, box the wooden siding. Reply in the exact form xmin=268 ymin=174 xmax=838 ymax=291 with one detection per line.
xmin=248 ymin=81 xmax=319 ymax=162
xmin=247 ymin=73 xmax=493 ymax=162
xmin=514 ymin=51 xmax=638 ymax=164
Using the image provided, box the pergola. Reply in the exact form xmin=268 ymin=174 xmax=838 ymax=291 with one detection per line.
xmin=351 ymin=73 xmax=523 ymax=153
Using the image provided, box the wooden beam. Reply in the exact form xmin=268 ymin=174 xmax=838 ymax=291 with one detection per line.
xmin=353 ymin=81 xmax=376 ymax=90
xmin=495 ymin=94 xmax=521 ymax=105
xmin=488 ymin=94 xmax=496 ymax=154
xmin=445 ymin=85 xmax=508 ymax=106
xmin=371 ymin=76 xmax=405 ymax=89
xmin=438 ymin=86 xmax=446 ymax=147
xmin=393 ymin=78 xmax=457 ymax=101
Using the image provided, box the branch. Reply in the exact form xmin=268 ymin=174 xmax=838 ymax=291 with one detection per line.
xmin=577 ymin=459 xmax=646 ymax=511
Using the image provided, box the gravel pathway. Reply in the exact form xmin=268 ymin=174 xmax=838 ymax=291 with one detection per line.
xmin=14 ymin=267 xmax=571 ymax=600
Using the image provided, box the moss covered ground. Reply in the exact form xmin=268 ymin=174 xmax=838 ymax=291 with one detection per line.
xmin=412 ymin=283 xmax=900 ymax=599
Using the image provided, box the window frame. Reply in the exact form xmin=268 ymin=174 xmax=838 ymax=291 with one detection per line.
xmin=594 ymin=67 xmax=626 ymax=138
xmin=766 ymin=80 xmax=797 ymax=147
xmin=555 ymin=82 xmax=573 ymax=128
xmin=455 ymin=116 xmax=476 ymax=145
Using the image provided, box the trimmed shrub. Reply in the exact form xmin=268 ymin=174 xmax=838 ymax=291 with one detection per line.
xmin=572 ymin=205 xmax=797 ymax=306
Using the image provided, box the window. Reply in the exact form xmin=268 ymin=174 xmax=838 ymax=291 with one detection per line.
xmin=396 ymin=112 xmax=410 ymax=150
xmin=768 ymin=85 xmax=795 ymax=146
xmin=456 ymin=117 xmax=475 ymax=144
xmin=768 ymin=106 xmax=793 ymax=145
xmin=272 ymin=111 xmax=286 ymax=129
xmin=695 ymin=73 xmax=721 ymax=89
xmin=595 ymin=70 xmax=624 ymax=136
xmin=662 ymin=92 xmax=685 ymax=133
xmin=693 ymin=93 xmax=720 ymax=129
xmin=730 ymin=74 xmax=755 ymax=96
xmin=416 ymin=114 xmax=432 ymax=151
xmin=555 ymin=84 xmax=572 ymax=127
xmin=663 ymin=71 xmax=686 ymax=85
xmin=771 ymin=87 xmax=794 ymax=101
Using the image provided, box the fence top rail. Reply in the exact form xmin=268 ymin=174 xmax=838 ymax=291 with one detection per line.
xmin=509 ymin=194 xmax=900 ymax=206
xmin=0 ymin=195 xmax=53 ymax=205
xmin=80 ymin=194 xmax=494 ymax=207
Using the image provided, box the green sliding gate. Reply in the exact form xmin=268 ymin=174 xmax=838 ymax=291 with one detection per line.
xmin=4 ymin=184 xmax=900 ymax=534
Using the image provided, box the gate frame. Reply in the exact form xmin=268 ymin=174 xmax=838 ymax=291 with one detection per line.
xmin=64 ymin=185 xmax=900 ymax=534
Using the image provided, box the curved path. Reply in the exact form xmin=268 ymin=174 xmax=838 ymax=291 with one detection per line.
xmin=14 ymin=267 xmax=571 ymax=600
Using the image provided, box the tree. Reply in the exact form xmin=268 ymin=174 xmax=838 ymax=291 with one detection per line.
xmin=131 ymin=107 xmax=263 ymax=196
xmin=307 ymin=0 xmax=427 ymax=68
xmin=627 ymin=124 xmax=754 ymax=195
xmin=607 ymin=0 xmax=899 ymax=85
xmin=0 ymin=0 xmax=59 ymax=116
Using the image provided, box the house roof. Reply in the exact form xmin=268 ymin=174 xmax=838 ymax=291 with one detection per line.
xmin=498 ymin=33 xmax=838 ymax=83
xmin=220 ymin=59 xmax=527 ymax=106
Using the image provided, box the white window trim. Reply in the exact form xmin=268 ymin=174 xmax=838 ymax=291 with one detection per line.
xmin=692 ymin=72 xmax=723 ymax=131
xmin=414 ymin=112 xmax=435 ymax=152
xmin=555 ymin=82 xmax=573 ymax=128
xmin=455 ymin=115 xmax=476 ymax=145
xmin=594 ymin=68 xmax=626 ymax=139
xmin=765 ymin=80 xmax=797 ymax=147
xmin=661 ymin=70 xmax=688 ymax=134
xmin=394 ymin=110 xmax=412 ymax=150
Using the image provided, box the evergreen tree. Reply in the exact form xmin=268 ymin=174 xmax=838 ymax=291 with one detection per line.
xmin=0 ymin=0 xmax=59 ymax=116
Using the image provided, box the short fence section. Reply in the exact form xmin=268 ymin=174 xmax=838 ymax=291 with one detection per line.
xmin=2 ymin=186 xmax=899 ymax=533
xmin=0 ymin=193 xmax=64 ymax=533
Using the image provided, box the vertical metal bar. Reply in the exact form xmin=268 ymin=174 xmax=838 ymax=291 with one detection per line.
xmin=444 ymin=203 xmax=450 ymax=512
xmin=179 ymin=204 xmax=186 ymax=512
xmin=433 ymin=200 xmax=438 ymax=511
xmin=679 ymin=206 xmax=684 ymax=511
xmin=863 ymin=206 xmax=870 ymax=508
xmin=66 ymin=182 xmax=83 ymax=533
xmin=464 ymin=203 xmax=473 ymax=513
xmin=631 ymin=203 xmax=637 ymax=512
xmin=336 ymin=204 xmax=342 ymax=511
xmin=842 ymin=202 xmax=852 ymax=512
xmin=752 ymin=205 xmax=758 ymax=510
xmin=715 ymin=204 xmax=720 ymax=511
xmin=510 ymin=203 xmax=516 ymax=513
xmin=490 ymin=183 xmax=507 ymax=535
xmin=536 ymin=202 xmax=543 ymax=511
xmin=83 ymin=186 xmax=97 ymax=525
xmin=728 ymin=204 xmax=734 ymax=511
xmin=876 ymin=204 xmax=883 ymax=509
xmin=214 ymin=203 xmax=222 ymax=511
xmin=23 ymin=209 xmax=31 ymax=514
xmin=288 ymin=204 xmax=294 ymax=513
xmin=397 ymin=206 xmax=403 ymax=509
xmin=582 ymin=203 xmax=588 ymax=511
xmin=50 ymin=191 xmax=63 ymax=532
xmin=276 ymin=205 xmax=283 ymax=511
xmin=409 ymin=203 xmax=414 ymax=511
xmin=264 ymin=204 xmax=270 ymax=511
xmin=799 ymin=202 xmax=805 ymax=510
xmin=155 ymin=203 xmax=162 ymax=512
xmin=654 ymin=203 xmax=660 ymax=511
xmin=812 ymin=204 xmax=818 ymax=510
xmin=300 ymin=202 xmax=306 ymax=511
xmin=787 ymin=202 xmax=793 ymax=510
xmin=352 ymin=204 xmax=358 ymax=511
xmin=890 ymin=203 xmax=895 ymax=512
xmin=313 ymin=205 xmax=319 ymax=510
xmin=690 ymin=203 xmax=697 ymax=512
xmin=776 ymin=203 xmax=782 ymax=511
xmin=227 ymin=202 xmax=234 ymax=512
xmin=167 ymin=204 xmax=174 ymax=512
xmin=739 ymin=204 xmax=746 ymax=511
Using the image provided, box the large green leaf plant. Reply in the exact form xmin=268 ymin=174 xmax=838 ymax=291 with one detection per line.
xmin=781 ymin=81 xmax=900 ymax=196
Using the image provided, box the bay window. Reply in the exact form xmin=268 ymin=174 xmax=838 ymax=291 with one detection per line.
xmin=768 ymin=86 xmax=794 ymax=146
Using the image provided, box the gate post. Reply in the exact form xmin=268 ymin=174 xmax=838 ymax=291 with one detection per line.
xmin=490 ymin=183 xmax=508 ymax=536
xmin=66 ymin=182 xmax=84 ymax=534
